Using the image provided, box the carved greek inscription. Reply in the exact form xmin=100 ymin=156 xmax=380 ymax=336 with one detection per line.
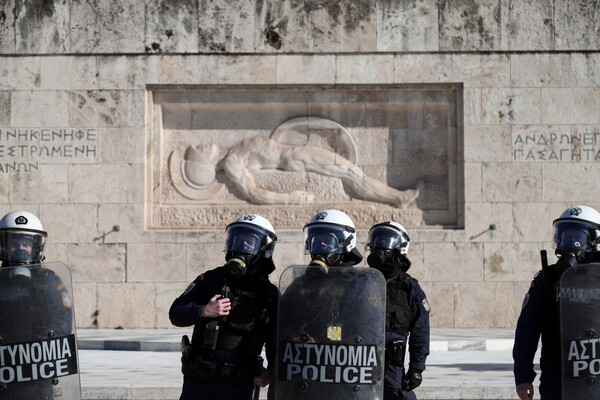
xmin=0 ymin=128 xmax=99 ymax=173
xmin=513 ymin=130 xmax=600 ymax=162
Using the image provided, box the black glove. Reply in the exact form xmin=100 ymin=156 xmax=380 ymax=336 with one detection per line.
xmin=402 ymin=367 xmax=422 ymax=391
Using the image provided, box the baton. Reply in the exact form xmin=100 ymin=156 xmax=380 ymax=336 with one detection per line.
xmin=253 ymin=384 xmax=260 ymax=400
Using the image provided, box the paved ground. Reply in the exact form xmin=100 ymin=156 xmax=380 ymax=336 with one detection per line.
xmin=74 ymin=328 xmax=542 ymax=400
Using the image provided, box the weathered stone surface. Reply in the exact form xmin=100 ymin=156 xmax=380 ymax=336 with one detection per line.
xmin=419 ymin=282 xmax=454 ymax=328
xmin=394 ymin=54 xmax=453 ymax=83
xmin=0 ymin=57 xmax=41 ymax=90
xmin=70 ymin=90 xmax=128 ymax=127
xmin=464 ymin=125 xmax=512 ymax=162
xmin=464 ymin=163 xmax=482 ymax=202
xmin=45 ymin=243 xmax=69 ymax=266
xmin=453 ymin=54 xmax=511 ymax=87
xmin=99 ymin=127 xmax=145 ymax=164
xmin=511 ymin=54 xmax=570 ymax=87
xmin=423 ymin=242 xmax=483 ymax=282
xmin=97 ymin=283 xmax=156 ymax=328
xmin=12 ymin=90 xmax=69 ymax=126
xmin=156 ymin=283 xmax=183 ymax=328
xmin=482 ymin=162 xmax=541 ymax=202
xmin=542 ymin=88 xmax=600 ymax=125
xmin=69 ymin=164 xmax=129 ymax=203
xmin=128 ymin=243 xmax=186 ymax=282
xmin=146 ymin=0 xmax=198 ymax=54
xmin=40 ymin=56 xmax=96 ymax=90
xmin=97 ymin=56 xmax=159 ymax=90
xmin=0 ymin=91 xmax=10 ymax=126
xmin=276 ymin=55 xmax=335 ymax=84
xmin=14 ymin=0 xmax=69 ymax=54
xmin=72 ymin=282 xmax=98 ymax=328
xmin=185 ymin=241 xmax=226 ymax=281
xmin=256 ymin=0 xmax=376 ymax=52
xmin=10 ymin=165 xmax=69 ymax=203
xmin=2 ymin=0 xmax=600 ymax=332
xmin=483 ymin=242 xmax=546 ymax=282
xmin=572 ymin=53 xmax=600 ymax=87
xmin=463 ymin=88 xmax=481 ymax=126
xmin=336 ymin=55 xmax=393 ymax=84
xmin=199 ymin=0 xmax=254 ymax=53
xmin=482 ymin=88 xmax=542 ymax=125
xmin=40 ymin=203 xmax=98 ymax=243
xmin=512 ymin=202 xmax=570 ymax=243
xmin=0 ymin=0 xmax=15 ymax=53
xmin=465 ymin=202 xmax=512 ymax=243
xmin=129 ymin=164 xmax=144 ymax=204
xmin=500 ymin=0 xmax=554 ymax=51
xmin=439 ymin=0 xmax=501 ymax=51
xmin=68 ymin=243 xmax=126 ymax=282
xmin=542 ymin=163 xmax=600 ymax=202
xmin=217 ymin=56 xmax=277 ymax=84
xmin=158 ymin=55 xmax=218 ymax=84
xmin=455 ymin=282 xmax=522 ymax=328
xmin=555 ymin=0 xmax=600 ymax=50
xmin=70 ymin=0 xmax=145 ymax=53
xmin=377 ymin=0 xmax=438 ymax=52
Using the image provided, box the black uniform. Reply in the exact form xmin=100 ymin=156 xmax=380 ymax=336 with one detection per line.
xmin=169 ymin=265 xmax=278 ymax=400
xmin=382 ymin=271 xmax=430 ymax=400
xmin=0 ymin=265 xmax=73 ymax=399
xmin=513 ymin=261 xmax=571 ymax=400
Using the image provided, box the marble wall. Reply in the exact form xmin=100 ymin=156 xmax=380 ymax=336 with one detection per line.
xmin=1 ymin=0 xmax=600 ymax=329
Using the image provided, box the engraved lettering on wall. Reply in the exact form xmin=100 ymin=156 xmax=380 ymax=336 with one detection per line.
xmin=0 ymin=128 xmax=99 ymax=173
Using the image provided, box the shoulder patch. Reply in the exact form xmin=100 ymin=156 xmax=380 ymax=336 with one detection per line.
xmin=183 ymin=282 xmax=196 ymax=296
xmin=522 ymin=293 xmax=531 ymax=309
xmin=62 ymin=291 xmax=73 ymax=309
xmin=422 ymin=298 xmax=431 ymax=312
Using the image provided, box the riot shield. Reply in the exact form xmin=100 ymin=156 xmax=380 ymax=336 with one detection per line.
xmin=0 ymin=262 xmax=81 ymax=399
xmin=273 ymin=265 xmax=386 ymax=400
xmin=560 ymin=262 xmax=600 ymax=399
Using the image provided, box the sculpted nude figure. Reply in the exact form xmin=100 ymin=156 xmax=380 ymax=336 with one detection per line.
xmin=169 ymin=117 xmax=421 ymax=207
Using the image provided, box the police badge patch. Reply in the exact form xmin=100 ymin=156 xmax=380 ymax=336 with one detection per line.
xmin=62 ymin=291 xmax=74 ymax=308
xmin=183 ymin=282 xmax=196 ymax=295
xmin=422 ymin=298 xmax=431 ymax=312
xmin=327 ymin=326 xmax=342 ymax=341
xmin=521 ymin=293 xmax=530 ymax=309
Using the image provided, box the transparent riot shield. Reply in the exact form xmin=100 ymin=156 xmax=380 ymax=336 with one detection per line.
xmin=560 ymin=262 xmax=600 ymax=399
xmin=274 ymin=265 xmax=386 ymax=400
xmin=0 ymin=262 xmax=81 ymax=399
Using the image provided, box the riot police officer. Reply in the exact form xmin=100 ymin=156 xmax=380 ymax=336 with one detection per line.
xmin=0 ymin=210 xmax=76 ymax=399
xmin=303 ymin=209 xmax=363 ymax=268
xmin=513 ymin=205 xmax=600 ymax=400
xmin=271 ymin=210 xmax=388 ymax=399
xmin=169 ymin=214 xmax=279 ymax=400
xmin=365 ymin=221 xmax=430 ymax=400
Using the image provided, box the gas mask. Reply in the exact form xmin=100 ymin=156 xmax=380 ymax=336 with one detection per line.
xmin=367 ymin=248 xmax=411 ymax=278
xmin=557 ymin=252 xmax=578 ymax=269
xmin=224 ymin=252 xmax=257 ymax=281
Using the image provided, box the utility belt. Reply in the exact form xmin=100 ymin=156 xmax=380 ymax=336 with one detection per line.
xmin=385 ymin=338 xmax=406 ymax=366
xmin=181 ymin=335 xmax=262 ymax=384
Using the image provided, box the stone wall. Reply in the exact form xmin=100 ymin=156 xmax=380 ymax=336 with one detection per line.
xmin=1 ymin=0 xmax=600 ymax=329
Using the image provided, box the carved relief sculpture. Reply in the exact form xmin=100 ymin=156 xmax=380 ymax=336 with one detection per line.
xmin=169 ymin=117 xmax=421 ymax=207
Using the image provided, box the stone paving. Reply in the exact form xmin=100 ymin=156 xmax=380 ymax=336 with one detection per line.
xmin=74 ymin=328 xmax=541 ymax=400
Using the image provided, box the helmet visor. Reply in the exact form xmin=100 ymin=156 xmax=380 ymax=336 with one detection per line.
xmin=0 ymin=230 xmax=46 ymax=263
xmin=553 ymin=220 xmax=599 ymax=253
xmin=366 ymin=225 xmax=409 ymax=252
xmin=225 ymin=225 xmax=268 ymax=256
xmin=304 ymin=225 xmax=347 ymax=255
